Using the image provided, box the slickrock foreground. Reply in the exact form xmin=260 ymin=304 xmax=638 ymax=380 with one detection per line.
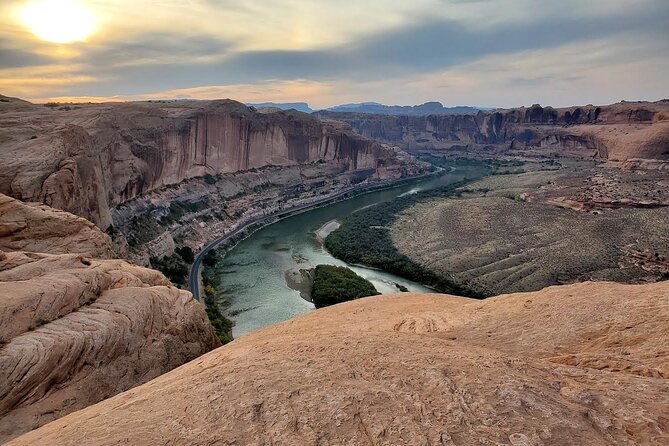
xmin=0 ymin=195 xmax=220 ymax=443
xmin=0 ymin=194 xmax=115 ymax=258
xmin=10 ymin=282 xmax=668 ymax=445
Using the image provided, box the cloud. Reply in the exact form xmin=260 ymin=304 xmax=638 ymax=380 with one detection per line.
xmin=1 ymin=0 xmax=667 ymax=106
xmin=0 ymin=46 xmax=53 ymax=68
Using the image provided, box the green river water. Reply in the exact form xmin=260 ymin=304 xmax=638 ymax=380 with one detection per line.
xmin=214 ymin=166 xmax=487 ymax=337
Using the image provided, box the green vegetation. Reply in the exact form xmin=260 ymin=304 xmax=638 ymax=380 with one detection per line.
xmin=125 ymin=200 xmax=209 ymax=250
xmin=203 ymin=281 xmax=233 ymax=344
xmin=175 ymin=246 xmax=195 ymax=263
xmin=325 ymin=181 xmax=483 ymax=298
xmin=127 ymin=215 xmax=163 ymax=248
xmin=105 ymin=224 xmax=119 ymax=241
xmin=203 ymin=250 xmax=219 ymax=267
xmin=202 ymin=261 xmax=234 ymax=344
xmin=162 ymin=200 xmax=209 ymax=224
xmin=150 ymin=244 xmax=233 ymax=344
xmin=150 ymin=253 xmax=189 ymax=285
xmin=311 ymin=265 xmax=380 ymax=308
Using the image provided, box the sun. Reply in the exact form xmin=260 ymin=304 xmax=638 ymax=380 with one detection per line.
xmin=21 ymin=0 xmax=96 ymax=44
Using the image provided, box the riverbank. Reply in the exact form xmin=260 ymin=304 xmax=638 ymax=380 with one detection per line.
xmin=200 ymin=165 xmax=486 ymax=337
xmin=315 ymin=220 xmax=341 ymax=242
xmin=324 ymin=179 xmax=486 ymax=298
xmin=190 ymin=169 xmax=442 ymax=300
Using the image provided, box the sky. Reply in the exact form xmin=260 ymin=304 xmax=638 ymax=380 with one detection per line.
xmin=0 ymin=0 xmax=668 ymax=108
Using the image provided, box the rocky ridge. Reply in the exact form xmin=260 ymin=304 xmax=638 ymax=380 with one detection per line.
xmin=0 ymin=194 xmax=114 ymax=258
xmin=319 ymin=100 xmax=669 ymax=165
xmin=0 ymin=96 xmax=418 ymax=228
xmin=7 ymin=282 xmax=669 ymax=445
xmin=0 ymin=193 xmax=219 ymax=443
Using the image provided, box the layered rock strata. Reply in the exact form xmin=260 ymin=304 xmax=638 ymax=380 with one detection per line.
xmin=320 ymin=100 xmax=669 ymax=165
xmin=0 ymin=96 xmax=417 ymax=228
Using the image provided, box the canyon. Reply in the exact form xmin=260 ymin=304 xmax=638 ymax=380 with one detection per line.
xmin=0 ymin=96 xmax=668 ymax=445
xmin=0 ymin=96 xmax=419 ymax=229
xmin=320 ymin=100 xmax=669 ymax=166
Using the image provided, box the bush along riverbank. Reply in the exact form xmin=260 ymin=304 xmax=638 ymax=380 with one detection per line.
xmin=201 ymin=251 xmax=234 ymax=344
xmin=311 ymin=265 xmax=380 ymax=308
xmin=325 ymin=181 xmax=486 ymax=299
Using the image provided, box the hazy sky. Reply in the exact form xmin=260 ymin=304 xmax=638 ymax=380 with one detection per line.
xmin=1 ymin=0 xmax=668 ymax=108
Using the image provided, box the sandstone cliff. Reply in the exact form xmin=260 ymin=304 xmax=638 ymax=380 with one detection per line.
xmin=9 ymin=282 xmax=668 ymax=445
xmin=320 ymin=100 xmax=669 ymax=164
xmin=0 ymin=96 xmax=412 ymax=228
xmin=0 ymin=193 xmax=220 ymax=443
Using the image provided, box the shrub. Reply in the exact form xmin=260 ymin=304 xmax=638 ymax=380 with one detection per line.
xmin=201 ymin=283 xmax=233 ymax=344
xmin=151 ymin=254 xmax=188 ymax=285
xmin=204 ymin=284 xmax=216 ymax=296
xmin=203 ymin=250 xmax=219 ymax=267
xmin=175 ymin=246 xmax=195 ymax=263
xmin=311 ymin=265 xmax=380 ymax=308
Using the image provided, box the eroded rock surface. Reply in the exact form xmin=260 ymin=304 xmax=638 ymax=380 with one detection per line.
xmin=0 ymin=96 xmax=421 ymax=228
xmin=321 ymin=100 xmax=669 ymax=165
xmin=8 ymin=282 xmax=668 ymax=445
xmin=0 ymin=194 xmax=220 ymax=443
xmin=0 ymin=194 xmax=114 ymax=258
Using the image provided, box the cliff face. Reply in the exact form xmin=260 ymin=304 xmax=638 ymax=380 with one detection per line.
xmin=0 ymin=193 xmax=220 ymax=443
xmin=8 ymin=282 xmax=668 ymax=445
xmin=320 ymin=100 xmax=669 ymax=164
xmin=0 ymin=97 xmax=408 ymax=228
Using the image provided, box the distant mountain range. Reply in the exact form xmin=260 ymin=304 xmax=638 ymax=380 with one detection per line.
xmin=248 ymin=102 xmax=314 ymax=113
xmin=247 ymin=101 xmax=489 ymax=115
xmin=326 ymin=102 xmax=486 ymax=115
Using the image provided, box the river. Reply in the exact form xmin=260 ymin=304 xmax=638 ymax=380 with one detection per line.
xmin=212 ymin=166 xmax=487 ymax=337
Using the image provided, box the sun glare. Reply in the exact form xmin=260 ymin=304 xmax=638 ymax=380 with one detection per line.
xmin=21 ymin=0 xmax=96 ymax=44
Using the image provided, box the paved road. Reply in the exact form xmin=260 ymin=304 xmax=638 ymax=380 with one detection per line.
xmin=189 ymin=173 xmax=438 ymax=301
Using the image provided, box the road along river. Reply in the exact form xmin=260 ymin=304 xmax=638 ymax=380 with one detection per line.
xmin=200 ymin=166 xmax=486 ymax=337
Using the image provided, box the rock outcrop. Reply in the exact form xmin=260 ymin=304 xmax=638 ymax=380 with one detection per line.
xmin=0 ymin=96 xmax=416 ymax=228
xmin=0 ymin=194 xmax=114 ymax=258
xmin=0 ymin=193 xmax=220 ymax=443
xmin=8 ymin=281 xmax=668 ymax=445
xmin=320 ymin=100 xmax=669 ymax=164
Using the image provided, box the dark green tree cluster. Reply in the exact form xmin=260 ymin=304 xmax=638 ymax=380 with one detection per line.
xmin=311 ymin=265 xmax=380 ymax=308
xmin=203 ymin=250 xmax=219 ymax=267
xmin=150 ymin=253 xmax=189 ymax=285
xmin=175 ymin=246 xmax=195 ymax=263
xmin=150 ymin=245 xmax=196 ymax=286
